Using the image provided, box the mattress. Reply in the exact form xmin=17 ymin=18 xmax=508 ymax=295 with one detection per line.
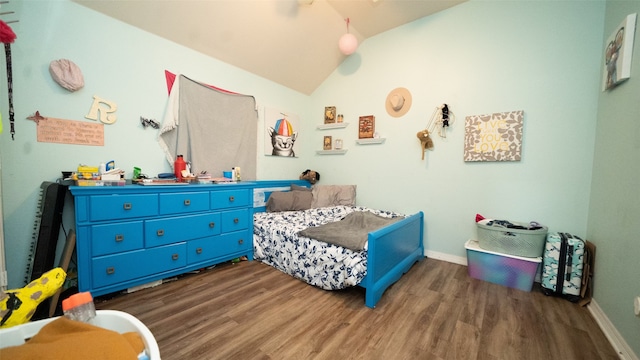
xmin=253 ymin=205 xmax=403 ymax=290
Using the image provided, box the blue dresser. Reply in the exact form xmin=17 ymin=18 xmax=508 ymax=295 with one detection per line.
xmin=70 ymin=183 xmax=256 ymax=297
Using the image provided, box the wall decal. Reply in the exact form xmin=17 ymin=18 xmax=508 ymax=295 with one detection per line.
xmin=464 ymin=110 xmax=523 ymax=162
xmin=264 ymin=107 xmax=299 ymax=157
xmin=603 ymin=13 xmax=637 ymax=91
xmin=85 ymin=95 xmax=118 ymax=124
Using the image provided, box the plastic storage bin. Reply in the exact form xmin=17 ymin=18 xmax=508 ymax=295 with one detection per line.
xmin=0 ymin=310 xmax=160 ymax=359
xmin=465 ymin=239 xmax=541 ymax=292
xmin=476 ymin=220 xmax=547 ymax=258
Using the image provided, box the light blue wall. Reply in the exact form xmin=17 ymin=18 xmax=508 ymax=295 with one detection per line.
xmin=0 ymin=0 xmax=310 ymax=289
xmin=590 ymin=0 xmax=640 ymax=356
xmin=309 ymin=0 xmax=605 ymax=262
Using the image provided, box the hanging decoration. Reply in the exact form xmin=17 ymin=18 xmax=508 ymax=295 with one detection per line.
xmin=416 ymin=129 xmax=433 ymax=160
xmin=140 ymin=116 xmax=160 ymax=129
xmin=49 ymin=59 xmax=84 ymax=92
xmin=338 ymin=18 xmax=358 ymax=55
xmin=386 ymin=87 xmax=412 ymax=117
xmin=85 ymin=95 xmax=118 ymax=124
xmin=0 ymin=20 xmax=16 ymax=139
xmin=433 ymin=104 xmax=455 ymax=138
xmin=417 ymin=104 xmax=455 ymax=160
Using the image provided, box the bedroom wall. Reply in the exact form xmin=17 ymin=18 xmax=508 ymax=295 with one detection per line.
xmin=0 ymin=0 xmax=311 ymax=289
xmin=309 ymin=0 xmax=605 ymax=263
xmin=589 ymin=0 xmax=640 ymax=357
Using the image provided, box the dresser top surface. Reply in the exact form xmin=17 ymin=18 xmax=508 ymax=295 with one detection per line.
xmin=69 ymin=182 xmax=259 ymax=195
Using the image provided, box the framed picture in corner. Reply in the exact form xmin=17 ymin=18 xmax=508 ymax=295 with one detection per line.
xmin=358 ymin=115 xmax=375 ymax=139
xmin=603 ymin=13 xmax=637 ymax=91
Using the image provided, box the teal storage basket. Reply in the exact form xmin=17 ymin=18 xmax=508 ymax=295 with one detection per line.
xmin=476 ymin=221 xmax=548 ymax=258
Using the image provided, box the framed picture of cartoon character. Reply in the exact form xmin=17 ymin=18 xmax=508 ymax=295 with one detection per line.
xmin=603 ymin=13 xmax=637 ymax=91
xmin=264 ymin=107 xmax=300 ymax=157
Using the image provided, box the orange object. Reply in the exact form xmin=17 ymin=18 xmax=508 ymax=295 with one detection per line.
xmin=174 ymin=155 xmax=186 ymax=181
xmin=61 ymin=292 xmax=93 ymax=312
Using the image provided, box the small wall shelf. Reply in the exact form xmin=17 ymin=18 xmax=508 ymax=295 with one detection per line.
xmin=316 ymin=149 xmax=348 ymax=155
xmin=356 ymin=138 xmax=386 ymax=145
xmin=317 ymin=123 xmax=349 ymax=130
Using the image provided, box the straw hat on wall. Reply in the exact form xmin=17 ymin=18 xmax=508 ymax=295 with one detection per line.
xmin=385 ymin=87 xmax=412 ymax=117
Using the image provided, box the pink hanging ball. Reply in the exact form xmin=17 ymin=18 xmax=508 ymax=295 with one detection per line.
xmin=338 ymin=33 xmax=358 ymax=55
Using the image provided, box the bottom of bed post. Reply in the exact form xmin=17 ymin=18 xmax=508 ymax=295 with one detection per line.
xmin=364 ymin=248 xmax=424 ymax=308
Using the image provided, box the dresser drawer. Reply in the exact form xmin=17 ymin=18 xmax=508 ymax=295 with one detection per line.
xmin=91 ymin=221 xmax=144 ymax=257
xmin=159 ymin=191 xmax=209 ymax=215
xmin=92 ymin=243 xmax=186 ymax=289
xmin=210 ymin=189 xmax=250 ymax=209
xmin=145 ymin=213 xmax=221 ymax=247
xmin=187 ymin=232 xmax=250 ymax=264
xmin=89 ymin=194 xmax=158 ymax=221
xmin=221 ymin=208 xmax=249 ymax=233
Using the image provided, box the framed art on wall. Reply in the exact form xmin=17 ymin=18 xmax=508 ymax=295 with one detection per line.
xmin=358 ymin=115 xmax=375 ymax=139
xmin=264 ymin=107 xmax=299 ymax=157
xmin=324 ymin=106 xmax=336 ymax=124
xmin=323 ymin=136 xmax=332 ymax=150
xmin=463 ymin=110 xmax=523 ymax=162
xmin=603 ymin=13 xmax=637 ymax=91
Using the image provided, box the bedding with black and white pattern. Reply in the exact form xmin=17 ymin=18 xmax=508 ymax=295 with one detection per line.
xmin=253 ymin=205 xmax=404 ymax=290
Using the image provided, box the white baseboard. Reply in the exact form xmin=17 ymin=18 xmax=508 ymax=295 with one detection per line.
xmin=425 ymin=250 xmax=467 ymax=265
xmin=588 ymin=299 xmax=639 ymax=360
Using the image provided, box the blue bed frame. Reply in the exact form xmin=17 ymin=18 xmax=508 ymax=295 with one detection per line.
xmin=253 ymin=180 xmax=425 ymax=308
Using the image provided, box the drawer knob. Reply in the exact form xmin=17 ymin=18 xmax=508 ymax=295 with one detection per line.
xmin=172 ymin=253 xmax=179 ymax=260
xmin=157 ymin=229 xmax=165 ymax=236
xmin=184 ymin=199 xmax=191 ymax=206
xmin=123 ymin=203 xmax=132 ymax=210
xmin=238 ymin=239 xmax=244 ymax=245
xmin=209 ymin=222 xmax=215 ymax=228
xmin=106 ymin=267 xmax=115 ymax=275
xmin=234 ymin=218 xmax=239 ymax=224
xmin=229 ymin=196 xmax=235 ymax=202
xmin=196 ymin=248 xmax=203 ymax=254
xmin=115 ymin=234 xmax=124 ymax=242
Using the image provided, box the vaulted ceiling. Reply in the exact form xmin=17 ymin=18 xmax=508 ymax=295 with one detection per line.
xmin=74 ymin=0 xmax=467 ymax=95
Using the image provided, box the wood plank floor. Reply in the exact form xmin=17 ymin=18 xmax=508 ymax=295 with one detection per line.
xmin=95 ymin=258 xmax=619 ymax=360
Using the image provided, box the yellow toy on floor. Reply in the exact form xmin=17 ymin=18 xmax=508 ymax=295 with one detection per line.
xmin=0 ymin=267 xmax=66 ymax=328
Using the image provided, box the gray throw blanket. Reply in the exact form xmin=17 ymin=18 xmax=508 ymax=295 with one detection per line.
xmin=158 ymin=75 xmax=258 ymax=178
xmin=298 ymin=212 xmax=402 ymax=251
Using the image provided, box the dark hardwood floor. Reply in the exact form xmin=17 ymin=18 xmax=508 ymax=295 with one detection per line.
xmin=95 ymin=258 xmax=619 ymax=360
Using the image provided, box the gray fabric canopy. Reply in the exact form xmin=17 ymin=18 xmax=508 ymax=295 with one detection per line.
xmin=159 ymin=75 xmax=257 ymax=179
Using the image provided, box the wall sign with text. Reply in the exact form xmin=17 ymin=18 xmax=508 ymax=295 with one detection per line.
xmin=464 ymin=110 xmax=523 ymax=162
xmin=36 ymin=117 xmax=104 ymax=146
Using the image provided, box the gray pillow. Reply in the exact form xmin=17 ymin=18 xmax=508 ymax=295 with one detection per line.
xmin=266 ymin=189 xmax=312 ymax=212
xmin=311 ymin=185 xmax=357 ymax=208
